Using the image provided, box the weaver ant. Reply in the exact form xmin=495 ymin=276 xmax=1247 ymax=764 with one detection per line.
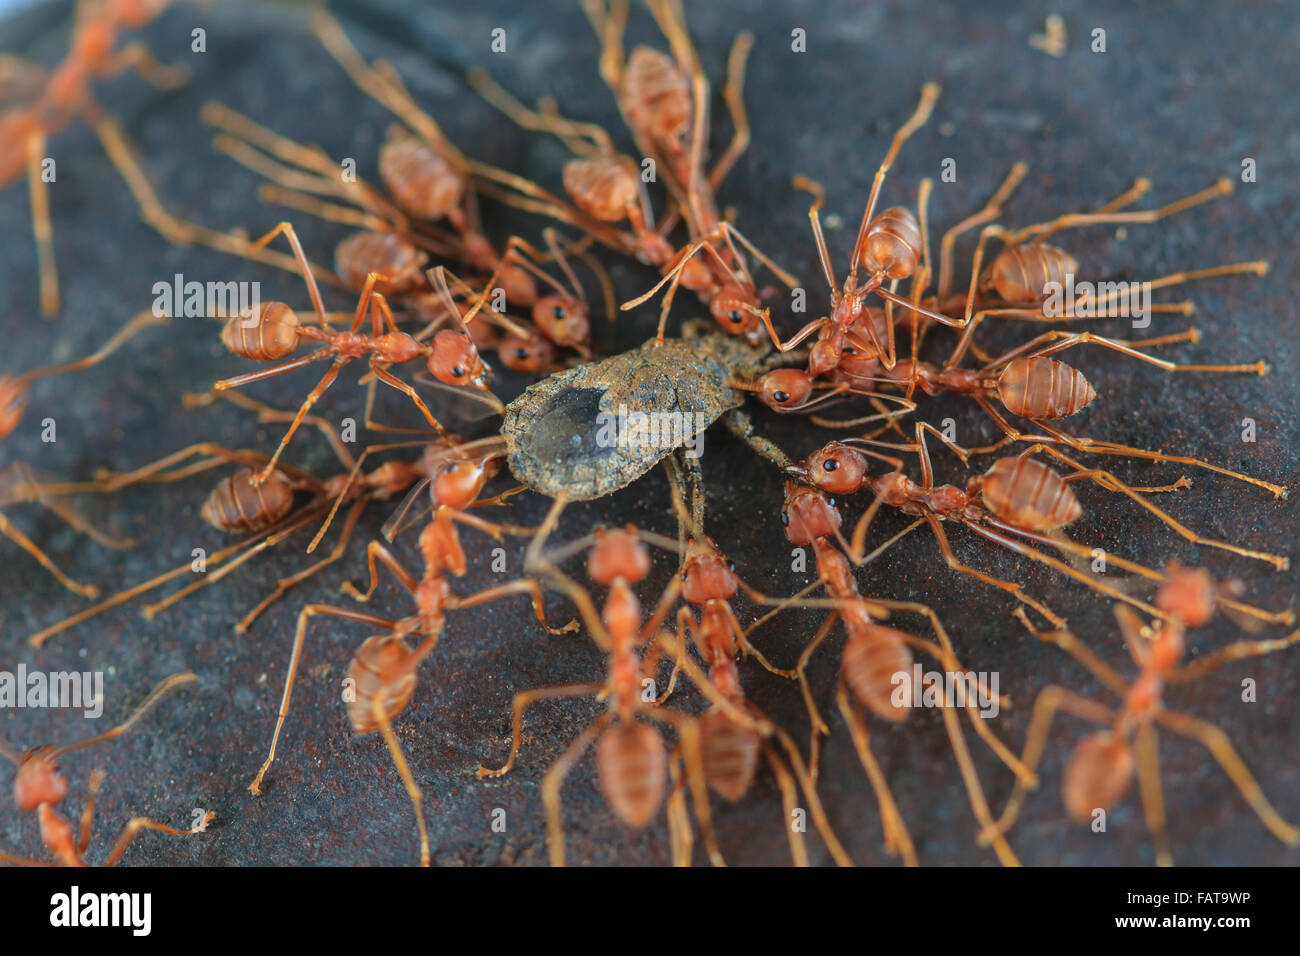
xmin=983 ymin=565 xmax=1300 ymax=866
xmin=0 ymin=671 xmax=211 ymax=866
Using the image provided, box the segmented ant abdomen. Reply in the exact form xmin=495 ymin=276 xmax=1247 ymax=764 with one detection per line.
xmin=346 ymin=634 xmax=420 ymax=734
xmin=221 ymin=302 xmax=300 ymax=361
xmin=200 ymin=468 xmax=295 ymax=532
xmin=980 ymin=457 xmax=1081 ymax=531
xmin=379 ymin=136 xmax=464 ymax=220
xmin=861 ymin=207 xmax=922 ymax=279
xmin=335 ymin=230 xmax=427 ymax=293
xmin=563 ymin=156 xmax=640 ymax=222
xmin=533 ymin=295 xmax=590 ymax=348
xmin=623 ymin=46 xmax=691 ymax=148
xmin=996 ymin=356 xmax=1097 ymax=420
xmin=986 ymin=243 xmax=1080 ymax=305
xmin=597 ymin=720 xmax=667 ymax=828
xmin=13 ymin=747 xmax=66 ymax=812
xmin=699 ymin=706 xmax=761 ymax=802
xmin=842 ymin=626 xmax=913 ymax=723
xmin=1063 ymin=731 xmax=1134 ymax=821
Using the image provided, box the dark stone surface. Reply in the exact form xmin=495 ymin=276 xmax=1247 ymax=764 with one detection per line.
xmin=0 ymin=0 xmax=1296 ymax=866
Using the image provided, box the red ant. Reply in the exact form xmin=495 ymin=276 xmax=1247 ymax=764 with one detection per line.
xmin=0 ymin=671 xmax=212 ymax=866
xmin=1 ymin=0 xmax=188 ymax=314
xmin=248 ymin=438 xmax=574 ymax=866
xmin=983 ymin=565 xmax=1300 ymax=866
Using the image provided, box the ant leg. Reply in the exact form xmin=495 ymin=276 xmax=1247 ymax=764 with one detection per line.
xmin=249 ymin=603 xmax=399 ymax=795
xmin=721 ymin=409 xmax=794 ymax=469
xmin=761 ymin=744 xmax=810 ymax=867
xmin=647 ymin=706 xmax=725 ymax=868
xmin=453 ymin=577 xmax=581 ymax=636
xmin=0 ymin=511 xmax=98 ymax=597
xmin=925 ymin=515 xmax=1066 ymax=627
xmin=90 ymin=443 xmax=270 ymax=491
xmin=369 ymin=362 xmax=450 ymax=438
xmin=201 ymin=102 xmax=343 ymax=180
xmin=1133 ymin=722 xmax=1173 ymax=867
xmin=341 ymin=538 xmax=419 ymax=602
xmin=476 ymin=684 xmax=604 ymax=778
xmin=977 ymin=686 xmax=1114 ymax=845
xmin=55 ymin=673 xmax=197 ymax=757
xmin=100 ymin=41 xmax=188 ymax=89
xmin=1012 ymin=607 xmax=1129 ymax=695
xmin=542 ymin=712 xmax=612 ymax=867
xmin=370 ymin=698 xmax=430 ymax=866
xmin=937 ymin=161 xmax=1028 ymax=302
xmin=796 ymin=614 xmax=837 ymax=780
xmin=248 ymin=360 xmax=347 ymax=486
xmin=666 ymin=750 xmax=693 ymax=866
xmin=792 ymin=174 xmax=839 ymax=293
xmin=250 ymin=221 xmax=331 ymax=325
xmin=1025 ymin=443 xmax=1288 ymax=567
xmin=708 ymin=31 xmax=754 ymax=192
xmin=102 ymin=816 xmax=205 ymax=866
xmin=26 ymin=128 xmax=57 ymax=315
xmin=835 ymin=675 xmax=917 ymax=865
xmin=717 ymin=220 xmax=800 ymax=288
xmin=990 ymin=328 xmax=1270 ymax=377
xmin=237 ymin=498 xmax=368 ymax=633
xmin=944 ymin=226 xmax=1007 ymax=367
xmin=196 ymin=390 xmax=356 ymax=472
xmin=78 ymin=770 xmax=105 ymax=855
xmin=1168 ymin=630 xmax=1300 ymax=683
xmin=848 ymin=81 xmax=941 ymax=282
xmin=1013 ymin=178 xmax=1234 ymax=245
xmin=1156 ymin=708 xmax=1300 ymax=846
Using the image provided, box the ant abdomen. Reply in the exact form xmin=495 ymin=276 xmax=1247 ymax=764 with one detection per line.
xmin=623 ymin=47 xmax=691 ymax=149
xmin=563 ymin=156 xmax=640 ymax=223
xmin=699 ymin=706 xmax=761 ymax=802
xmin=986 ymin=243 xmax=1080 ymax=305
xmin=200 ymin=468 xmax=295 ymax=532
xmin=861 ymin=206 xmax=922 ymax=279
xmin=996 ymin=356 xmax=1097 ymax=420
xmin=221 ymin=302 xmax=300 ymax=361
xmin=597 ymin=720 xmax=667 ymax=828
xmin=379 ymin=135 xmax=464 ymax=221
xmin=347 ymin=635 xmax=420 ymax=733
xmin=335 ymin=230 xmax=427 ymax=293
xmin=980 ymin=457 xmax=1082 ymax=532
xmin=1062 ymin=731 xmax=1134 ymax=821
xmin=841 ymin=626 xmax=913 ymax=723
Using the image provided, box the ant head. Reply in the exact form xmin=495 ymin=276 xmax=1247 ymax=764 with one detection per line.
xmin=431 ymin=454 xmax=496 ymax=510
xmin=860 ymin=206 xmax=921 ymax=280
xmin=780 ymin=481 xmax=842 ymax=546
xmin=533 ymin=295 xmax=590 ymax=348
xmin=681 ymin=539 xmax=738 ymax=605
xmin=428 ymin=329 xmax=490 ymax=389
xmin=495 ymin=263 xmax=538 ymax=308
xmin=0 ymin=376 xmax=28 ymax=439
xmin=588 ymin=527 xmax=651 ymax=586
xmin=803 ymin=442 xmax=869 ymax=496
xmin=498 ymin=328 xmax=556 ymax=374
xmin=709 ymin=284 xmax=761 ymax=344
xmin=1155 ymin=563 xmax=1217 ymax=629
xmin=13 ymin=746 xmax=67 ymax=812
xmin=757 ymin=368 xmax=812 ymax=412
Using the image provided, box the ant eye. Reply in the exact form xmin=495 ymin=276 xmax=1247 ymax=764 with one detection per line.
xmin=515 ymin=348 xmax=530 ymax=359
xmin=553 ymin=304 xmax=566 ymax=319
xmin=451 ymin=365 xmax=466 ymax=378
xmin=827 ymin=498 xmax=836 ymax=508
xmin=728 ymin=310 xmax=743 ymax=324
xmin=780 ymin=512 xmax=789 ymax=526
xmin=823 ymin=459 xmax=839 ymax=471
xmin=773 ymin=390 xmax=790 ymax=403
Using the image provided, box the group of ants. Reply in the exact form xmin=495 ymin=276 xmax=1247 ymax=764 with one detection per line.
xmin=0 ymin=0 xmax=1296 ymax=868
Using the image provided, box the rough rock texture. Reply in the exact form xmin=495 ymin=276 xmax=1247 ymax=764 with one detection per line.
xmin=0 ymin=0 xmax=1296 ymax=866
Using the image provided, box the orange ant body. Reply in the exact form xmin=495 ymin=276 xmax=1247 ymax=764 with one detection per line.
xmin=248 ymin=438 xmax=573 ymax=866
xmin=0 ymin=672 xmax=211 ymax=867
xmin=984 ymin=566 xmax=1300 ymax=866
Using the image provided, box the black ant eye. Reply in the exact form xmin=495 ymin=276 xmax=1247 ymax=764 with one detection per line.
xmin=844 ymin=346 xmax=857 ymax=355
xmin=515 ymin=348 xmax=530 ymax=360
xmin=773 ymin=390 xmax=790 ymax=403
xmin=728 ymin=310 xmax=743 ymax=324
xmin=451 ymin=365 xmax=466 ymax=378
xmin=552 ymin=304 xmax=566 ymax=319
xmin=823 ymin=459 xmax=839 ymax=471
xmin=780 ymin=512 xmax=789 ymax=526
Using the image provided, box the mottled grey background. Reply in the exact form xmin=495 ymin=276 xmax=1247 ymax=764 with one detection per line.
xmin=0 ymin=0 xmax=1296 ymax=866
